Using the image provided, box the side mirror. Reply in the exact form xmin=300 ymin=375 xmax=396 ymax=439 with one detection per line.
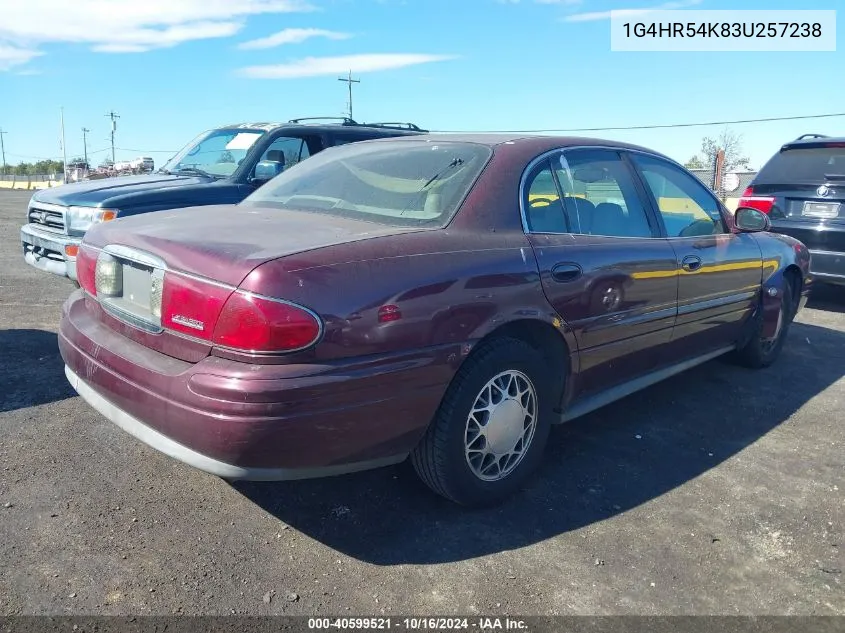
xmin=251 ymin=160 xmax=284 ymax=184
xmin=734 ymin=206 xmax=771 ymax=233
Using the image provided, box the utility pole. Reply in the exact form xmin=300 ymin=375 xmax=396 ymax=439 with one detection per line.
xmin=105 ymin=110 xmax=120 ymax=164
xmin=82 ymin=127 xmax=90 ymax=167
xmin=0 ymin=128 xmax=7 ymax=176
xmin=60 ymin=108 xmax=68 ymax=182
xmin=337 ymin=70 xmax=360 ymax=120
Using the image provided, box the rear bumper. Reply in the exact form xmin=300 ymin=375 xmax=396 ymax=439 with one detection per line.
xmin=769 ymin=222 xmax=845 ymax=282
xmin=20 ymin=223 xmax=80 ymax=280
xmin=807 ymin=249 xmax=845 ymax=284
xmin=58 ymin=291 xmax=455 ymax=480
xmin=65 ymin=365 xmax=406 ymax=480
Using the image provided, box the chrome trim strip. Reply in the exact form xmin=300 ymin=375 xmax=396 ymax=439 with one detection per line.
xmin=677 ymin=291 xmax=757 ymax=316
xmin=560 ymin=345 xmax=735 ymax=423
xmin=104 ymin=244 xmax=168 ymax=270
xmin=808 ymin=248 xmax=845 ymax=256
xmin=168 ymin=269 xmax=236 ymax=290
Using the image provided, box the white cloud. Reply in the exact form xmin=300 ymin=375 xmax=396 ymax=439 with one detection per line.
xmin=0 ymin=0 xmax=315 ymax=70
xmin=238 ymin=53 xmax=457 ymax=79
xmin=563 ymin=0 xmax=702 ymax=22
xmin=238 ymin=28 xmax=351 ymax=50
xmin=0 ymin=44 xmax=42 ymax=71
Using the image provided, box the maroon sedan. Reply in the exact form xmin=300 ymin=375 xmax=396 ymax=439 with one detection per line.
xmin=59 ymin=135 xmax=812 ymax=506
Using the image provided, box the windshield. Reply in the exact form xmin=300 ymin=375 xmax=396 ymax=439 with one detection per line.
xmin=242 ymin=140 xmax=493 ymax=228
xmin=160 ymin=128 xmax=267 ymax=177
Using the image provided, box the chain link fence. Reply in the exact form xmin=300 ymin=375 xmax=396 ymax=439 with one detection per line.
xmin=688 ymin=167 xmax=757 ymax=212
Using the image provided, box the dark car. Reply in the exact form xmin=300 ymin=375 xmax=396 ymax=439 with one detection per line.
xmin=739 ymin=134 xmax=845 ymax=286
xmin=20 ymin=118 xmax=426 ymax=283
xmin=58 ymin=135 xmax=811 ymax=506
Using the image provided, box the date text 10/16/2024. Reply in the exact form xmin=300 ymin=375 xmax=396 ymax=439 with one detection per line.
xmin=308 ymin=618 xmax=528 ymax=631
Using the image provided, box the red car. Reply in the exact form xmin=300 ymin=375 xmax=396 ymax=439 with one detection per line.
xmin=59 ymin=135 xmax=812 ymax=506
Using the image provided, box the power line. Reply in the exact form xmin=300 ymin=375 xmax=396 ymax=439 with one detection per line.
xmin=6 ymin=110 xmax=844 ymax=165
xmin=6 ymin=151 xmax=57 ymax=160
xmin=430 ymin=111 xmax=845 ymax=134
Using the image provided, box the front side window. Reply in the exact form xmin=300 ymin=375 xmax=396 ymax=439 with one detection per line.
xmin=631 ymin=154 xmax=726 ymax=237
xmin=243 ymin=140 xmax=492 ymax=228
xmin=256 ymin=136 xmax=312 ymax=169
xmin=160 ymin=128 xmax=266 ymax=178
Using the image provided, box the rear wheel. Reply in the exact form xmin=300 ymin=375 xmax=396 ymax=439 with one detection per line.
xmin=411 ymin=337 xmax=555 ymax=506
xmin=732 ymin=280 xmax=795 ymax=369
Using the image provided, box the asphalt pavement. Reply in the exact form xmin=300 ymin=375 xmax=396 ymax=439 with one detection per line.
xmin=0 ymin=189 xmax=843 ymax=616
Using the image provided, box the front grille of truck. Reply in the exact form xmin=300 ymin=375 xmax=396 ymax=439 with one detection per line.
xmin=28 ymin=203 xmax=67 ymax=233
xmin=22 ymin=241 xmax=65 ymax=262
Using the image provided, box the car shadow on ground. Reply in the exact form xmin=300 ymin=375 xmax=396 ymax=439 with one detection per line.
xmin=807 ymin=283 xmax=845 ymax=314
xmin=0 ymin=329 xmax=74 ymax=413
xmin=233 ymin=320 xmax=845 ymax=566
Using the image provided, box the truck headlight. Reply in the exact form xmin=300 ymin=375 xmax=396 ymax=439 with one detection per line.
xmin=67 ymin=206 xmax=119 ymax=232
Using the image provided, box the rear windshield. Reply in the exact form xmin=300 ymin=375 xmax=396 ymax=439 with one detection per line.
xmin=242 ymin=140 xmax=492 ymax=228
xmin=755 ymin=145 xmax=845 ymax=185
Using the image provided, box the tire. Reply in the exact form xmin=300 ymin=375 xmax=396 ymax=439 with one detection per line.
xmin=732 ymin=280 xmax=795 ymax=369
xmin=410 ymin=337 xmax=556 ymax=506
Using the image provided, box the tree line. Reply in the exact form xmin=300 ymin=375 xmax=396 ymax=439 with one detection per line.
xmin=1 ymin=157 xmax=93 ymax=177
xmin=684 ymin=130 xmax=751 ymax=172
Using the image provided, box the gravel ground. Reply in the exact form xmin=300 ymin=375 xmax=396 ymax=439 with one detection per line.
xmin=0 ymin=189 xmax=843 ymax=616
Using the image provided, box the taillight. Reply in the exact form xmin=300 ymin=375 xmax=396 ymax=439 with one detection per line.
xmin=738 ymin=186 xmax=775 ymax=214
xmin=161 ymin=272 xmax=233 ymax=339
xmin=159 ymin=272 xmax=322 ymax=353
xmin=76 ymin=244 xmax=98 ymax=296
xmin=212 ymin=292 xmax=322 ymax=353
xmin=378 ymin=304 xmax=402 ymax=323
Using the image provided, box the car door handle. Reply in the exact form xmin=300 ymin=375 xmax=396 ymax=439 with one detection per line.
xmin=681 ymin=255 xmax=702 ymax=272
xmin=551 ymin=262 xmax=583 ymax=283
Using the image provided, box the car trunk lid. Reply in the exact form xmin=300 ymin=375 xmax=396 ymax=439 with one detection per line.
xmin=79 ymin=204 xmax=423 ymax=361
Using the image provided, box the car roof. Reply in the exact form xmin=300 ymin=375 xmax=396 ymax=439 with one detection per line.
xmin=782 ymin=135 xmax=845 ymax=150
xmin=216 ymin=120 xmax=426 ymax=135
xmin=363 ymin=133 xmax=675 ymax=159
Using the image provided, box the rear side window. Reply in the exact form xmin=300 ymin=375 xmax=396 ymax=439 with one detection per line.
xmin=755 ymin=146 xmax=845 ymax=185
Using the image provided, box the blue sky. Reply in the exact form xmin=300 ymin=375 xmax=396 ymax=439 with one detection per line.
xmin=0 ymin=0 xmax=842 ymax=170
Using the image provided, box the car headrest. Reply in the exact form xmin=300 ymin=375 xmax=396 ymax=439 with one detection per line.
xmin=595 ymin=202 xmax=624 ymax=216
xmin=265 ymin=150 xmax=284 ymax=163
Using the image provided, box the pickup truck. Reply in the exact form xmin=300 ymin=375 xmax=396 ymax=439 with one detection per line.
xmin=20 ymin=118 xmax=426 ymax=283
